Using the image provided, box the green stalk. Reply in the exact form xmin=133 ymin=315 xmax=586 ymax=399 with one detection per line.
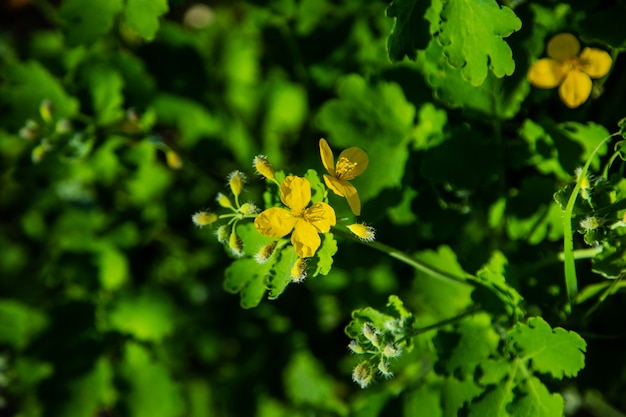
xmin=562 ymin=134 xmax=617 ymax=313
xmin=332 ymin=228 xmax=472 ymax=288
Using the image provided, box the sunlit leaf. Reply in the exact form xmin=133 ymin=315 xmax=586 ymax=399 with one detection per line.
xmin=509 ymin=317 xmax=586 ymax=379
xmin=59 ymin=0 xmax=124 ymax=46
xmin=436 ymin=0 xmax=521 ymax=86
xmin=123 ymin=0 xmax=168 ymax=41
xmin=109 ymin=290 xmax=175 ymax=341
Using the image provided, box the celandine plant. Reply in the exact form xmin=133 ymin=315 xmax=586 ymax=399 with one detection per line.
xmin=192 ymin=135 xmax=625 ymax=414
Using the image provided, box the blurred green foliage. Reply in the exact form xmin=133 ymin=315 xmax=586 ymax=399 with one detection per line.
xmin=2 ymin=0 xmax=626 ymax=416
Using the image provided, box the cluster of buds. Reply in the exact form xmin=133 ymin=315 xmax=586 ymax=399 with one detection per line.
xmin=192 ymin=169 xmax=259 ymax=257
xmin=348 ymin=319 xmax=406 ymax=388
xmin=18 ymin=99 xmax=73 ymax=163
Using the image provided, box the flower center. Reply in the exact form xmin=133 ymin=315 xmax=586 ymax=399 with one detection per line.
xmin=336 ymin=157 xmax=358 ymax=179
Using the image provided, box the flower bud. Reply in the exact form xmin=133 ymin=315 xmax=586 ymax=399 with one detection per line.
xmin=216 ymin=193 xmax=233 ymax=209
xmin=348 ymin=340 xmax=365 ymax=354
xmin=19 ymin=119 xmax=39 ymax=140
xmin=377 ymin=361 xmax=394 ymax=379
xmin=382 ymin=344 xmax=401 ymax=358
xmin=192 ymin=211 xmax=218 ymax=227
xmin=352 ymin=361 xmax=374 ymax=389
xmin=290 ymin=257 xmax=307 ymax=282
xmin=39 ymin=99 xmax=53 ymax=124
xmin=255 ymin=241 xmax=277 ymax=264
xmin=55 ymin=119 xmax=72 ymax=135
xmin=362 ymin=323 xmax=380 ymax=348
xmin=239 ymin=202 xmax=258 ymax=215
xmin=31 ymin=143 xmax=47 ymax=164
xmin=166 ymin=150 xmax=183 ymax=169
xmin=253 ymin=155 xmax=275 ymax=180
xmin=228 ymin=170 xmax=246 ymax=197
xmin=216 ymin=225 xmax=229 ymax=242
xmin=228 ymin=230 xmax=244 ymax=257
xmin=347 ymin=223 xmax=375 ymax=242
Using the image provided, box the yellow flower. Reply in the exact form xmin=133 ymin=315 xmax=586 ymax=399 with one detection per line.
xmin=319 ymin=138 xmax=369 ymax=216
xmin=527 ymin=33 xmax=612 ymax=108
xmin=254 ymin=176 xmax=336 ymax=258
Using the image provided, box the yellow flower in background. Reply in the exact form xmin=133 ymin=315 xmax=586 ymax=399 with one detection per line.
xmin=527 ymin=33 xmax=612 ymax=108
xmin=319 ymin=138 xmax=369 ymax=216
xmin=254 ymin=176 xmax=336 ymax=258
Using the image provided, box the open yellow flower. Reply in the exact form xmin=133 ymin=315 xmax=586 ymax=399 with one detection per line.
xmin=254 ymin=176 xmax=336 ymax=258
xmin=527 ymin=33 xmax=612 ymax=108
xmin=319 ymin=138 xmax=368 ymax=216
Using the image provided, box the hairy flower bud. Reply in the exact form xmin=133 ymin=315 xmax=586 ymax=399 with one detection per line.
xmin=166 ymin=150 xmax=183 ymax=169
xmin=255 ymin=241 xmax=277 ymax=264
xmin=216 ymin=193 xmax=233 ymax=209
xmin=290 ymin=257 xmax=307 ymax=282
xmin=253 ymin=155 xmax=275 ymax=180
xmin=377 ymin=361 xmax=394 ymax=379
xmin=228 ymin=170 xmax=246 ymax=197
xmin=239 ymin=202 xmax=258 ymax=215
xmin=39 ymin=99 xmax=53 ymax=124
xmin=192 ymin=211 xmax=218 ymax=227
xmin=382 ymin=344 xmax=401 ymax=358
xmin=347 ymin=223 xmax=375 ymax=242
xmin=362 ymin=323 xmax=380 ymax=348
xmin=352 ymin=361 xmax=374 ymax=389
xmin=348 ymin=340 xmax=365 ymax=354
xmin=216 ymin=225 xmax=229 ymax=242
xmin=228 ymin=230 xmax=244 ymax=257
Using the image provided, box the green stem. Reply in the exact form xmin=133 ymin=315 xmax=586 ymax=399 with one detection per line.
xmin=407 ymin=307 xmax=481 ymax=338
xmin=332 ymin=228 xmax=473 ymax=288
xmin=562 ymin=133 xmax=617 ymax=313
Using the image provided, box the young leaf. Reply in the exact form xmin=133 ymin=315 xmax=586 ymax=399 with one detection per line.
xmin=467 ymin=383 xmax=514 ymax=417
xmin=311 ymin=233 xmax=338 ymax=277
xmin=509 ymin=317 xmax=586 ymax=379
xmin=59 ymin=0 xmax=124 ymax=46
xmin=268 ymin=246 xmax=298 ymax=299
xmin=436 ymin=0 xmax=522 ymax=86
xmin=123 ymin=0 xmax=169 ymax=41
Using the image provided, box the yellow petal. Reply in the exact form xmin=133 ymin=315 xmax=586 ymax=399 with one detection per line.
xmin=341 ymin=180 xmax=361 ymax=216
xmin=280 ymin=176 xmax=311 ymax=215
xmin=547 ymin=33 xmax=580 ymax=61
xmin=527 ymin=58 xmax=567 ymax=88
xmin=559 ymin=70 xmax=592 ymax=108
xmin=291 ymin=220 xmax=321 ymax=258
xmin=303 ymin=202 xmax=336 ymax=233
xmin=336 ymin=146 xmax=369 ymax=180
xmin=319 ymin=138 xmax=336 ymax=176
xmin=254 ymin=207 xmax=297 ymax=237
xmin=579 ymin=47 xmax=612 ymax=78
xmin=323 ymin=174 xmax=347 ymax=197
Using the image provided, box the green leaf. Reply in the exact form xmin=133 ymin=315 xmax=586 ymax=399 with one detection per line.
xmin=0 ymin=300 xmax=48 ymax=350
xmin=436 ymin=0 xmax=521 ymax=86
xmin=403 ymin=385 xmax=442 ymax=417
xmin=283 ymin=351 xmax=348 ymax=416
xmin=121 ymin=343 xmax=185 ymax=417
xmin=412 ymin=103 xmax=447 ymax=150
xmin=268 ymin=246 xmax=298 ymax=299
xmin=316 ymin=74 xmax=416 ymax=203
xmin=386 ymin=0 xmax=431 ymax=62
xmin=311 ymin=233 xmax=338 ymax=277
xmin=96 ymin=245 xmax=129 ymax=290
xmin=472 ymin=251 xmax=524 ymax=320
xmin=304 ymin=169 xmax=327 ymax=205
xmin=123 ymin=0 xmax=169 ymax=41
xmin=81 ymin=62 xmax=125 ymax=125
xmin=441 ymin=377 xmax=483 ymax=417
xmin=109 ymin=290 xmax=175 ymax=341
xmin=468 ymin=383 xmax=514 ymax=417
xmin=509 ymin=317 xmax=586 ymax=379
xmin=59 ymin=0 xmax=124 ymax=46
xmin=58 ymin=357 xmax=115 ymax=417
xmin=511 ymin=377 xmax=564 ymax=417
xmin=435 ymin=313 xmax=499 ymax=377
xmin=240 ymin=272 xmax=268 ymax=309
